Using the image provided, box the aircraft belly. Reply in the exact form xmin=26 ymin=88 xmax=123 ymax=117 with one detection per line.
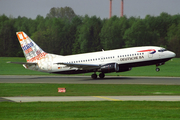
xmin=51 ymin=70 xmax=93 ymax=74
xmin=119 ymin=58 xmax=172 ymax=68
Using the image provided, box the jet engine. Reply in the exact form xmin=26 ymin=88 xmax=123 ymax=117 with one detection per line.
xmin=100 ymin=63 xmax=119 ymax=73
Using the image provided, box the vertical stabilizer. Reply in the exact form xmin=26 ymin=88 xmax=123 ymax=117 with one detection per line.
xmin=16 ymin=32 xmax=47 ymax=62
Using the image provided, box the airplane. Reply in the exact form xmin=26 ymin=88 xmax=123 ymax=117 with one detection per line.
xmin=8 ymin=31 xmax=176 ymax=79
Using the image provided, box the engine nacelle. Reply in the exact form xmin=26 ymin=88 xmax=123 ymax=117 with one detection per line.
xmin=100 ymin=63 xmax=119 ymax=73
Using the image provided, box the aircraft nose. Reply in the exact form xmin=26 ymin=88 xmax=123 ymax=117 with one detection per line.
xmin=170 ymin=51 xmax=176 ymax=58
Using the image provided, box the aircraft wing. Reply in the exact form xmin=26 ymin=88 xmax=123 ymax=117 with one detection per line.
xmin=7 ymin=61 xmax=37 ymax=65
xmin=55 ymin=62 xmax=100 ymax=70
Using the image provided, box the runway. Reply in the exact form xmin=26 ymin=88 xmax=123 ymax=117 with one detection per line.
xmin=2 ymin=96 xmax=180 ymax=102
xmin=0 ymin=75 xmax=180 ymax=85
xmin=1 ymin=75 xmax=180 ymax=102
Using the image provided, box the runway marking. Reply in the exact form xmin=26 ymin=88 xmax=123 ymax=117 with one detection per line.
xmin=93 ymin=96 xmax=121 ymax=101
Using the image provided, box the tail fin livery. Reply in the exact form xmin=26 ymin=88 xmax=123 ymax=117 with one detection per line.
xmin=16 ymin=32 xmax=47 ymax=62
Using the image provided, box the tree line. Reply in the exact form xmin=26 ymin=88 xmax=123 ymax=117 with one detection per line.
xmin=1 ymin=7 xmax=180 ymax=57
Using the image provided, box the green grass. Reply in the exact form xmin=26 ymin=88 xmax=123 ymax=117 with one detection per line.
xmin=1 ymin=101 xmax=180 ymax=120
xmin=0 ymin=57 xmax=180 ymax=77
xmin=1 ymin=84 xmax=180 ymax=97
xmin=0 ymin=57 xmax=49 ymax=75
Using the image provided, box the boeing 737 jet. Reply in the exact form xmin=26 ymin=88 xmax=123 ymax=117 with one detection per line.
xmin=8 ymin=32 xmax=176 ymax=79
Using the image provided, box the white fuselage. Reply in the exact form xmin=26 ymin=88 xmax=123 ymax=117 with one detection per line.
xmin=25 ymin=46 xmax=176 ymax=74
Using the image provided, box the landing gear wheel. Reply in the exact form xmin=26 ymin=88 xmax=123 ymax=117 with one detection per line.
xmin=99 ymin=73 xmax=105 ymax=79
xmin=156 ymin=68 xmax=160 ymax=72
xmin=91 ymin=74 xmax=97 ymax=79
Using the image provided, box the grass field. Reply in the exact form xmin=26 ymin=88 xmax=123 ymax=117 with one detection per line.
xmin=1 ymin=83 xmax=180 ymax=97
xmin=1 ymin=101 xmax=180 ymax=120
xmin=1 ymin=83 xmax=180 ymax=119
xmin=0 ymin=57 xmax=180 ymax=76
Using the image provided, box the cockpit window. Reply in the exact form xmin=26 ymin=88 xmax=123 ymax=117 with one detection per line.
xmin=158 ymin=48 xmax=167 ymax=52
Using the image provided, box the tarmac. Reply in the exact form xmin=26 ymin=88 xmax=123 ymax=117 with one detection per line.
xmin=2 ymin=96 xmax=180 ymax=102
xmin=1 ymin=75 xmax=180 ymax=102
xmin=1 ymin=75 xmax=180 ymax=85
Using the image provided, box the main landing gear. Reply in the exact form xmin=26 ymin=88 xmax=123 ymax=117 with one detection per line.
xmin=91 ymin=73 xmax=97 ymax=79
xmin=91 ymin=72 xmax=105 ymax=79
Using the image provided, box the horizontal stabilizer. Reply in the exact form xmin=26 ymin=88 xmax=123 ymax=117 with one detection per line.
xmin=7 ymin=61 xmax=37 ymax=65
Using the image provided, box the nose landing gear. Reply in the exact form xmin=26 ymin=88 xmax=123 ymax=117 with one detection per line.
xmin=155 ymin=63 xmax=164 ymax=72
xmin=156 ymin=67 xmax=160 ymax=72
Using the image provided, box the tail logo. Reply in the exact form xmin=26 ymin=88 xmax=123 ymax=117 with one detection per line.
xmin=22 ymin=42 xmax=34 ymax=54
xmin=17 ymin=32 xmax=28 ymax=41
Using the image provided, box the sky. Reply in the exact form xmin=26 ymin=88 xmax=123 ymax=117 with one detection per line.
xmin=0 ymin=0 xmax=180 ymax=19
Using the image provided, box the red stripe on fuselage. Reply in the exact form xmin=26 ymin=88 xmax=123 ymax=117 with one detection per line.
xmin=137 ymin=49 xmax=156 ymax=52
